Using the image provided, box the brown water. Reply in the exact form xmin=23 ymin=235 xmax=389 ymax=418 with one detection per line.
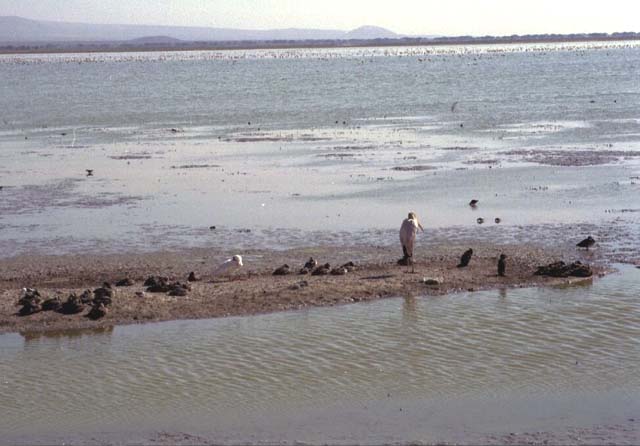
xmin=1 ymin=265 xmax=639 ymax=444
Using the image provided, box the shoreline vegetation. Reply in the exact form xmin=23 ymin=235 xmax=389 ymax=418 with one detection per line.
xmin=2 ymin=33 xmax=640 ymax=55
xmin=0 ymin=242 xmax=604 ymax=335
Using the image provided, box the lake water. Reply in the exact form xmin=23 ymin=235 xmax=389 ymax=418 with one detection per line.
xmin=1 ymin=41 xmax=640 ymax=258
xmin=1 ymin=265 xmax=639 ymax=443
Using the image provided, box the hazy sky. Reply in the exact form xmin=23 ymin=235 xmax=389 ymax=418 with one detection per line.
xmin=2 ymin=0 xmax=639 ymax=36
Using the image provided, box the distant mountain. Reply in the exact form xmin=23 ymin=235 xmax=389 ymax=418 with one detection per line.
xmin=345 ymin=26 xmax=400 ymax=40
xmin=0 ymin=16 xmax=402 ymax=43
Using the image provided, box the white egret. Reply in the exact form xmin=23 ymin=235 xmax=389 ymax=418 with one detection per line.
xmin=213 ymin=255 xmax=243 ymax=280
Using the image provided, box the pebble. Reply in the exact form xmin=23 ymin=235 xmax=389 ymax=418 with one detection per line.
xmin=422 ymin=277 xmax=442 ymax=286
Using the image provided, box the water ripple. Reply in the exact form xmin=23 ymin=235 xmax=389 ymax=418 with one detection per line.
xmin=1 ymin=265 xmax=640 ymax=436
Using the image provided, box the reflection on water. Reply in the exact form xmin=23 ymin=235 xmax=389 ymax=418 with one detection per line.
xmin=20 ymin=326 xmax=114 ymax=342
xmin=1 ymin=266 xmax=639 ymax=440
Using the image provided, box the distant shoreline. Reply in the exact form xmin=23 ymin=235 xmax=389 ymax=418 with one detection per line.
xmin=2 ymin=34 xmax=639 ymax=55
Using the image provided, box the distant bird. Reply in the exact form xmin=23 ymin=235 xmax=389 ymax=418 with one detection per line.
xmin=498 ymin=254 xmax=507 ymax=276
xmin=451 ymin=101 xmax=459 ymax=112
xmin=273 ymin=264 xmax=291 ymax=276
xmin=303 ymin=257 xmax=318 ymax=270
xmin=576 ymin=236 xmax=596 ymax=250
xmin=330 ymin=267 xmax=348 ymax=276
xmin=340 ymin=261 xmax=356 ymax=272
xmin=399 ymin=211 xmax=424 ymax=272
xmin=494 ymin=217 xmax=501 ymax=224
xmin=213 ymin=255 xmax=243 ymax=279
xmin=457 ymin=248 xmax=473 ymax=268
xmin=469 ymin=199 xmax=479 ymax=207
xmin=86 ymin=169 xmax=94 ymax=176
xmin=476 ymin=217 xmax=484 ymax=224
xmin=312 ymin=263 xmax=331 ymax=276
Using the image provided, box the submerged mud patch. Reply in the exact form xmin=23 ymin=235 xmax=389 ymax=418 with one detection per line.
xmin=0 ymin=178 xmax=144 ymax=215
xmin=503 ymin=148 xmax=640 ymax=166
xmin=391 ymin=165 xmax=438 ymax=171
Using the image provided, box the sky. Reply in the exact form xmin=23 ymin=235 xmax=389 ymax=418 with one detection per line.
xmin=2 ymin=0 xmax=639 ymax=36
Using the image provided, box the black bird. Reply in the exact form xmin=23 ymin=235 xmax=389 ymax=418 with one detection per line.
xmin=576 ymin=236 xmax=596 ymax=250
xmin=312 ymin=263 xmax=331 ymax=276
xmin=469 ymin=199 xmax=479 ymax=207
xmin=457 ymin=248 xmax=473 ymax=268
xmin=498 ymin=254 xmax=507 ymax=276
xmin=303 ymin=257 xmax=318 ymax=270
xmin=476 ymin=217 xmax=485 ymax=224
xmin=494 ymin=217 xmax=501 ymax=224
xmin=86 ymin=169 xmax=94 ymax=176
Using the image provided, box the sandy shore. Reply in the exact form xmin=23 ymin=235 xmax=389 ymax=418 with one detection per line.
xmin=0 ymin=242 xmax=603 ymax=334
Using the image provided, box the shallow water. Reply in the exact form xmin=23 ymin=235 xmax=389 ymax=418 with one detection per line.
xmin=1 ymin=42 xmax=640 ymax=258
xmin=1 ymin=265 xmax=639 ymax=443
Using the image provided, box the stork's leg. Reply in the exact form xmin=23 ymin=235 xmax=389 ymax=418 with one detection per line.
xmin=402 ymin=245 xmax=409 ymax=259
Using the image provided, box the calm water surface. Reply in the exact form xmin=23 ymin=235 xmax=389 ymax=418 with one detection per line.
xmin=1 ymin=42 xmax=640 ymax=257
xmin=1 ymin=265 xmax=639 ymax=443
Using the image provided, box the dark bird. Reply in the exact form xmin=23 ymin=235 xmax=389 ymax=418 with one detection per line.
xmin=498 ymin=254 xmax=507 ymax=276
xmin=469 ymin=199 xmax=478 ymax=207
xmin=273 ymin=264 xmax=291 ymax=276
xmin=86 ymin=169 xmax=94 ymax=176
xmin=476 ymin=217 xmax=484 ymax=224
xmin=87 ymin=303 xmax=107 ymax=320
xmin=312 ymin=263 xmax=331 ymax=276
xmin=340 ymin=261 xmax=356 ymax=272
xmin=303 ymin=257 xmax=318 ymax=270
xmin=330 ymin=267 xmax=348 ymax=276
xmin=576 ymin=236 xmax=596 ymax=250
xmin=457 ymin=248 xmax=473 ymax=268
xmin=494 ymin=217 xmax=501 ymax=224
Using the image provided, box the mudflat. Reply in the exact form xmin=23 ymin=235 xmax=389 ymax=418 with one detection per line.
xmin=0 ymin=242 xmax=600 ymax=334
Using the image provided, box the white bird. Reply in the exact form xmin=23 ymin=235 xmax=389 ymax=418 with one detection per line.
xmin=399 ymin=212 xmax=424 ymax=272
xmin=213 ymin=255 xmax=243 ymax=280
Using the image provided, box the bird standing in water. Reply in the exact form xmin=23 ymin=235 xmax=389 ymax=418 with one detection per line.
xmin=399 ymin=212 xmax=424 ymax=273
xmin=576 ymin=236 xmax=596 ymax=250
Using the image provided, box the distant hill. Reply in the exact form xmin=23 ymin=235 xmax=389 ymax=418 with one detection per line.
xmin=345 ymin=26 xmax=400 ymax=40
xmin=0 ymin=16 xmax=402 ymax=43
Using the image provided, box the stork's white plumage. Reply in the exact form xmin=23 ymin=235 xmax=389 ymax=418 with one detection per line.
xmin=399 ymin=212 xmax=424 ymax=260
xmin=213 ymin=255 xmax=243 ymax=278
